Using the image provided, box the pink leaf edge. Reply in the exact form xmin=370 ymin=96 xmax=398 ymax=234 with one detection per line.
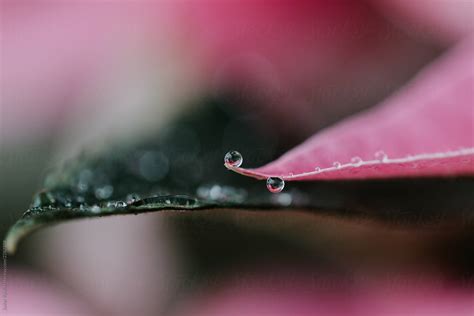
xmin=227 ymin=38 xmax=474 ymax=181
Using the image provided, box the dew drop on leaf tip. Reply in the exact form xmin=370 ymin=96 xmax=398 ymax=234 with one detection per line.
xmin=266 ymin=177 xmax=285 ymax=193
xmin=224 ymin=150 xmax=243 ymax=168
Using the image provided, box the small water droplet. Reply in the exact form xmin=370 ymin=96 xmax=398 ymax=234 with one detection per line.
xmin=314 ymin=167 xmax=321 ymax=172
xmin=55 ymin=194 xmax=73 ymax=208
xmin=375 ymin=150 xmax=388 ymax=162
xmin=165 ymin=199 xmax=171 ymax=205
xmin=126 ymin=193 xmax=141 ymax=204
xmin=224 ymin=151 xmax=243 ymax=168
xmin=333 ymin=161 xmax=342 ymax=169
xmin=116 ymin=201 xmax=127 ymax=208
xmin=266 ymin=177 xmax=285 ymax=193
xmin=288 ymin=172 xmax=294 ymax=176
xmin=351 ymin=157 xmax=363 ymax=166
xmin=106 ymin=201 xmax=116 ymax=208
xmin=105 ymin=201 xmax=126 ymax=208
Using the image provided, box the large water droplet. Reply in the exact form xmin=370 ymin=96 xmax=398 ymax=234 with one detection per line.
xmin=224 ymin=151 xmax=243 ymax=168
xmin=266 ymin=177 xmax=285 ymax=193
xmin=333 ymin=161 xmax=342 ymax=169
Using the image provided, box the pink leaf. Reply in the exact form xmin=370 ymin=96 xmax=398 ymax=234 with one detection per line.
xmin=227 ymin=38 xmax=474 ymax=181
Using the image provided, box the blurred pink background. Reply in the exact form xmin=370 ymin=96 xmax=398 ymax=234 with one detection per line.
xmin=1 ymin=0 xmax=473 ymax=315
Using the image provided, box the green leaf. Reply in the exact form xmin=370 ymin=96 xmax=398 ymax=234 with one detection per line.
xmin=4 ymin=97 xmax=288 ymax=253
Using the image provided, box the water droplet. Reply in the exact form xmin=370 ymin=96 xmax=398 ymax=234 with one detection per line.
xmin=375 ymin=150 xmax=388 ymax=162
xmin=106 ymin=201 xmax=116 ymax=208
xmin=126 ymin=193 xmax=141 ymax=204
xmin=224 ymin=151 xmax=243 ymax=168
xmin=314 ymin=167 xmax=321 ymax=172
xmin=333 ymin=161 xmax=342 ymax=169
xmin=105 ymin=201 xmax=126 ymax=208
xmin=351 ymin=157 xmax=363 ymax=166
xmin=116 ymin=201 xmax=127 ymax=208
xmin=54 ymin=194 xmax=73 ymax=208
xmin=266 ymin=177 xmax=285 ymax=193
xmin=95 ymin=185 xmax=113 ymax=200
xmin=165 ymin=199 xmax=171 ymax=205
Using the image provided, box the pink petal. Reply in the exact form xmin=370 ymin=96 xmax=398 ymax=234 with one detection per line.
xmin=229 ymin=38 xmax=474 ymax=181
